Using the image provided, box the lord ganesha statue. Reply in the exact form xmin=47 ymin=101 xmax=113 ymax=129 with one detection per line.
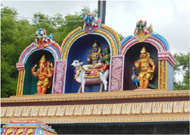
xmin=31 ymin=55 xmax=54 ymax=94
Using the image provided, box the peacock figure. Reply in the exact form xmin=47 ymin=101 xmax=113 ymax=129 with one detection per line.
xmin=131 ymin=67 xmax=139 ymax=88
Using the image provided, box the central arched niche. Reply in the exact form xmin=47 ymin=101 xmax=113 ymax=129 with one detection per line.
xmin=124 ymin=42 xmax=158 ymax=90
xmin=65 ymin=34 xmax=109 ymax=93
xmin=23 ymin=50 xmax=54 ymax=95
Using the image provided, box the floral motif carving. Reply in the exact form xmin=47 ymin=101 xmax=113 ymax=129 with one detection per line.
xmin=52 ymin=60 xmax=67 ymax=94
xmin=1 ymin=101 xmax=190 ymax=124
xmin=109 ymin=56 xmax=124 ymax=91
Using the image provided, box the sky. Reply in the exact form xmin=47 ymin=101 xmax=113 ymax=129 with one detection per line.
xmin=1 ymin=0 xmax=189 ymax=55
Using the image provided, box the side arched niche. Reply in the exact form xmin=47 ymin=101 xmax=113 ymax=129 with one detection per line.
xmin=124 ymin=42 xmax=158 ymax=90
xmin=16 ymin=42 xmax=61 ymax=95
xmin=120 ymin=33 xmax=176 ymax=90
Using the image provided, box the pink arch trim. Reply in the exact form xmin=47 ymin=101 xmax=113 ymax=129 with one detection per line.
xmin=120 ymin=37 xmax=167 ymax=55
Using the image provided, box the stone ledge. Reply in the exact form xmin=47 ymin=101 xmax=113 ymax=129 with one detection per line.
xmin=1 ymin=90 xmax=189 ymax=103
xmin=1 ymin=101 xmax=190 ymax=123
xmin=1 ymin=113 xmax=189 ymax=124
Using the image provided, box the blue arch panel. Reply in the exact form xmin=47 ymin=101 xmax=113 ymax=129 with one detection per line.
xmin=65 ymin=34 xmax=109 ymax=93
xmin=151 ymin=33 xmax=170 ymax=51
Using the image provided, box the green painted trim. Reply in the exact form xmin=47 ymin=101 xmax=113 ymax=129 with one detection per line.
xmin=61 ymin=30 xmax=83 ymax=58
xmin=99 ymin=28 xmax=119 ymax=54
xmin=65 ymin=33 xmax=113 ymax=60
xmin=62 ymin=27 xmax=120 ymax=60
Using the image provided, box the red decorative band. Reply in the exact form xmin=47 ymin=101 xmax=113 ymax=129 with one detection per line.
xmin=158 ymin=52 xmax=176 ymax=67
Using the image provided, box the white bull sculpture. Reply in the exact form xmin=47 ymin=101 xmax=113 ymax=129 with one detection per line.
xmin=70 ymin=60 xmax=109 ymax=93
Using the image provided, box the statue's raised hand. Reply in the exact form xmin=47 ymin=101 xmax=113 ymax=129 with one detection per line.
xmin=31 ymin=64 xmax=37 ymax=72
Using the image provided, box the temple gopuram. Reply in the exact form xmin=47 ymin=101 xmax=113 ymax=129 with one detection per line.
xmin=1 ymin=14 xmax=189 ymax=134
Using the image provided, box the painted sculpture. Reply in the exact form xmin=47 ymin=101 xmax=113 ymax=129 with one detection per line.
xmin=134 ymin=20 xmax=153 ymax=42
xmin=83 ymin=13 xmax=101 ymax=34
xmin=1 ymin=120 xmax=57 ymax=135
xmin=87 ymin=42 xmax=102 ymax=67
xmin=35 ymin=28 xmax=52 ymax=49
xmin=100 ymin=46 xmax=110 ymax=73
xmin=70 ymin=43 xmax=110 ymax=93
xmin=85 ymin=42 xmax=104 ymax=78
xmin=31 ymin=55 xmax=54 ymax=94
xmin=133 ymin=46 xmax=156 ymax=89
xmin=70 ymin=59 xmax=109 ymax=93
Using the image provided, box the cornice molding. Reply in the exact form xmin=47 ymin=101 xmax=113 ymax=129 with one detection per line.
xmin=1 ymin=101 xmax=190 ymax=124
xmin=1 ymin=90 xmax=189 ymax=103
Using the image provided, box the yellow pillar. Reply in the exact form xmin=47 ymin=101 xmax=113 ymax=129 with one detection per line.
xmin=16 ymin=70 xmax=25 ymax=96
xmin=158 ymin=60 xmax=167 ymax=89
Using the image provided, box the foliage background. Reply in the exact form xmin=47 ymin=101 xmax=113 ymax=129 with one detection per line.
xmin=1 ymin=7 xmax=189 ymax=97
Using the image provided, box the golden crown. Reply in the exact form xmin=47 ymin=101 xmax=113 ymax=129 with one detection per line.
xmin=140 ymin=47 xmax=147 ymax=53
xmin=40 ymin=55 xmax=46 ymax=62
xmin=92 ymin=42 xmax=98 ymax=47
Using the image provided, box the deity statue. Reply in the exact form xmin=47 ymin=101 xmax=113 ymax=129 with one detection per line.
xmin=134 ymin=47 xmax=156 ymax=89
xmin=84 ymin=42 xmax=110 ymax=78
xmin=87 ymin=42 xmax=102 ymax=68
xmin=35 ymin=28 xmax=52 ymax=49
xmin=100 ymin=46 xmax=110 ymax=72
xmin=70 ymin=44 xmax=110 ymax=92
xmin=31 ymin=55 xmax=54 ymax=94
xmin=83 ymin=13 xmax=101 ymax=34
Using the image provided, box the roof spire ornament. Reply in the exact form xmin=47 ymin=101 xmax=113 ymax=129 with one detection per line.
xmin=35 ymin=28 xmax=52 ymax=49
xmin=83 ymin=13 xmax=101 ymax=34
xmin=134 ymin=20 xmax=153 ymax=42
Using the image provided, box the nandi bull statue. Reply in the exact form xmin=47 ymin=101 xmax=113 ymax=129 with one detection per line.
xmin=70 ymin=59 xmax=109 ymax=93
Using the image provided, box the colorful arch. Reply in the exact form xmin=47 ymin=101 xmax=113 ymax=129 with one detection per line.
xmin=61 ymin=24 xmax=121 ymax=60
xmin=18 ymin=41 xmax=61 ymax=64
xmin=120 ymin=33 xmax=170 ymax=55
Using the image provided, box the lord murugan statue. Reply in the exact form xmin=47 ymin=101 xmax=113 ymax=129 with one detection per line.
xmin=134 ymin=47 xmax=156 ymax=89
xmin=31 ymin=55 xmax=54 ymax=94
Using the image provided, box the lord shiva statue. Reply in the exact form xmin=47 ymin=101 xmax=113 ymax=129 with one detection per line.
xmin=85 ymin=42 xmax=110 ymax=78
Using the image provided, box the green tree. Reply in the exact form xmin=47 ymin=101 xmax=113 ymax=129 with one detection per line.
xmin=53 ymin=7 xmax=95 ymax=45
xmin=1 ymin=7 xmax=20 ymax=97
xmin=173 ymin=52 xmax=189 ymax=90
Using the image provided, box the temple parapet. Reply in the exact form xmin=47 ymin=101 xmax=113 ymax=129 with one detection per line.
xmin=3 ymin=17 xmax=189 ymax=134
xmin=1 ymin=90 xmax=189 ymax=124
xmin=15 ymin=19 xmax=177 ymax=96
